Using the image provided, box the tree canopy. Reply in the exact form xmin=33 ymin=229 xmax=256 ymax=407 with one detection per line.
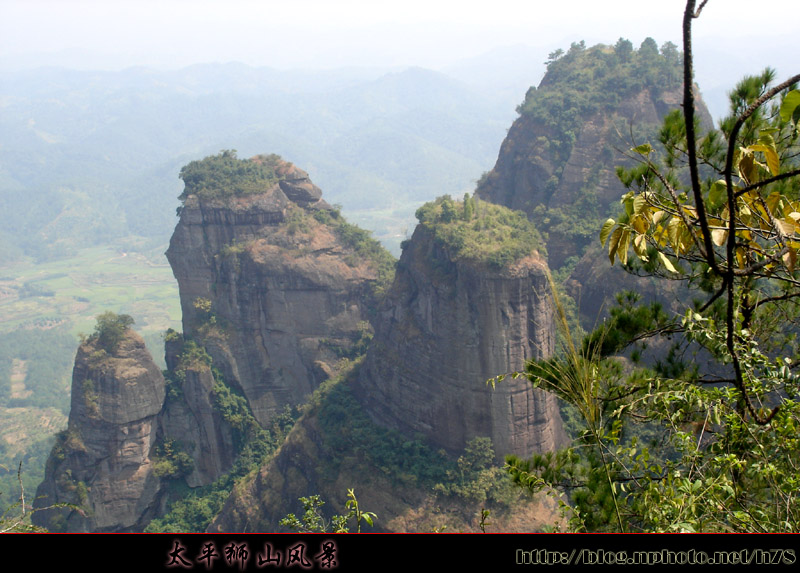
xmin=90 ymin=311 xmax=135 ymax=353
xmin=506 ymin=0 xmax=800 ymax=532
xmin=178 ymin=150 xmax=283 ymax=202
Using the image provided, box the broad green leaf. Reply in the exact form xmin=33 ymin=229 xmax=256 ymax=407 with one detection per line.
xmin=735 ymin=247 xmax=745 ymax=268
xmin=751 ymin=141 xmax=780 ymax=176
xmin=780 ymin=90 xmax=800 ymax=123
xmin=599 ymin=218 xmax=616 ymax=246
xmin=632 ymin=214 xmax=648 ymax=234
xmin=738 ymin=148 xmax=756 ymax=184
xmin=632 ymin=143 xmax=654 ymax=155
xmin=708 ymin=180 xmax=727 ymax=210
xmin=766 ymin=191 xmax=783 ymax=215
xmin=667 ymin=217 xmax=683 ymax=249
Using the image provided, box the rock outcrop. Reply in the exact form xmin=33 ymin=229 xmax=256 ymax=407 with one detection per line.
xmin=355 ymin=221 xmax=566 ymax=458
xmin=166 ymin=156 xmax=386 ymax=426
xmin=476 ymin=43 xmax=713 ymax=321
xmin=207 ymin=199 xmax=568 ymax=532
xmin=158 ymin=333 xmax=237 ymax=487
xmin=32 ymin=331 xmax=166 ymax=532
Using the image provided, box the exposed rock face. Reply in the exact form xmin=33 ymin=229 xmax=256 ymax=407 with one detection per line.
xmin=32 ymin=331 xmax=166 ymax=532
xmin=166 ymin=159 xmax=381 ymax=426
xmin=159 ymin=335 xmax=236 ymax=487
xmin=477 ymin=86 xmax=712 ymax=269
xmin=355 ymin=225 xmax=566 ymax=458
xmin=477 ymin=82 xmax=713 ymax=324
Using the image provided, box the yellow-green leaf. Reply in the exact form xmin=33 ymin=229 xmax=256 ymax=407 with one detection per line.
xmin=751 ymin=141 xmax=780 ymax=176
xmin=608 ymin=227 xmax=623 ymax=264
xmin=632 ymin=214 xmax=648 ymax=234
xmin=708 ymin=180 xmax=727 ymax=210
xmin=600 ymin=218 xmax=616 ymax=246
xmin=633 ymin=233 xmax=649 ymax=261
xmin=667 ymin=217 xmax=682 ymax=249
xmin=780 ymin=90 xmax=800 ymax=123
xmin=618 ymin=230 xmax=631 ymax=265
xmin=633 ymin=193 xmax=649 ymax=215
xmin=658 ymin=251 xmax=678 ymax=273
xmin=632 ymin=143 xmax=654 ymax=155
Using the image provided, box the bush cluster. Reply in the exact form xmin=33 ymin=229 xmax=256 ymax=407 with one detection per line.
xmin=178 ymin=150 xmax=283 ymax=201
xmin=414 ymin=195 xmax=544 ymax=269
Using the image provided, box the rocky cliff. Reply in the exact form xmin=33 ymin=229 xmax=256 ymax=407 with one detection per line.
xmin=166 ymin=153 xmax=390 ymax=426
xmin=32 ymin=330 xmax=166 ymax=532
xmin=158 ymin=333 xmax=237 ymax=487
xmin=207 ymin=197 xmax=567 ymax=532
xmin=476 ymin=40 xmax=713 ymax=321
xmin=355 ymin=201 xmax=566 ymax=457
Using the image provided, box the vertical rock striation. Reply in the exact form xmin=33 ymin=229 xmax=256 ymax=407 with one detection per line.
xmin=32 ymin=331 xmax=166 ymax=532
xmin=166 ymin=157 xmax=386 ymax=426
xmin=356 ymin=223 xmax=566 ymax=458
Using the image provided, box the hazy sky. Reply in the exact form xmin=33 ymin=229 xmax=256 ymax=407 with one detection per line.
xmin=1 ymin=0 xmax=797 ymax=72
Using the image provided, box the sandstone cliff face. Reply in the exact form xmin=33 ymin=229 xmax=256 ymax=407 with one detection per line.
xmin=477 ymin=82 xmax=713 ymax=324
xmin=166 ymin=160 xmax=381 ymax=426
xmin=32 ymin=331 xmax=166 ymax=532
xmin=355 ymin=225 xmax=566 ymax=458
xmin=477 ymin=86 xmax=713 ymax=269
xmin=158 ymin=334 xmax=237 ymax=487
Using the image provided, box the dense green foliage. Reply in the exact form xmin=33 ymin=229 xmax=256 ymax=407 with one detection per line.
xmin=508 ymin=2 xmax=800 ymax=532
xmin=312 ymin=364 xmax=452 ymax=488
xmin=145 ymin=385 xmax=298 ymax=533
xmin=146 ymin=331 xmax=299 ymax=532
xmin=151 ymin=439 xmax=194 ymax=479
xmin=414 ymin=195 xmax=544 ymax=269
xmin=327 ymin=212 xmax=397 ymax=299
xmin=311 ymin=363 xmax=519 ymax=516
xmin=518 ymin=39 xmax=682 ymax=169
xmin=88 ymin=311 xmax=135 ymax=354
xmin=178 ymin=150 xmax=283 ymax=202
xmin=432 ymin=437 xmax=519 ymax=507
xmin=280 ymin=489 xmax=376 ymax=533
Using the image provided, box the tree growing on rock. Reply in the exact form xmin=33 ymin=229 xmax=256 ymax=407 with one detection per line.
xmin=90 ymin=311 xmax=135 ymax=353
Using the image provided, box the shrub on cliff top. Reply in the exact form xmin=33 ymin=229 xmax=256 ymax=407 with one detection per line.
xmin=178 ymin=150 xmax=283 ymax=201
xmin=89 ymin=311 xmax=134 ymax=354
xmin=414 ymin=195 xmax=544 ymax=269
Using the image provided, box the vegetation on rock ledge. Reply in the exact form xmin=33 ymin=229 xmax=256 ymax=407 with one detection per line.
xmin=414 ymin=194 xmax=544 ymax=269
xmin=178 ymin=150 xmax=284 ymax=202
